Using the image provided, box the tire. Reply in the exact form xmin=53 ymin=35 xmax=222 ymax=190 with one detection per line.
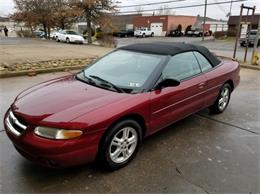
xmin=142 ymin=33 xmax=145 ymax=38
xmin=66 ymin=38 xmax=70 ymax=44
xmin=151 ymin=32 xmax=154 ymax=37
xmin=56 ymin=37 xmax=60 ymax=42
xmin=98 ymin=119 xmax=142 ymax=170
xmin=209 ymin=83 xmax=231 ymax=114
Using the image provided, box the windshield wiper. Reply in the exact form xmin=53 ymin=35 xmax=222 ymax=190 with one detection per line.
xmin=89 ymin=75 xmax=124 ymax=93
xmin=77 ymin=71 xmax=97 ymax=85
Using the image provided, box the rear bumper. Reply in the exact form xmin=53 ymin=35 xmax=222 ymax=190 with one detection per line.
xmin=4 ymin=112 xmax=103 ymax=168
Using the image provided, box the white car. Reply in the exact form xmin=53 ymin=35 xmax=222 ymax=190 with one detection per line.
xmin=134 ymin=27 xmax=154 ymax=38
xmin=56 ymin=30 xmax=84 ymax=44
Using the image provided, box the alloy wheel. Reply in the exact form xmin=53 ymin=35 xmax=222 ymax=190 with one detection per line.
xmin=218 ymin=87 xmax=230 ymax=111
xmin=109 ymin=127 xmax=138 ymax=164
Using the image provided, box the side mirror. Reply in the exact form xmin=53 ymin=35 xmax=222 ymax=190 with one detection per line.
xmin=155 ymin=78 xmax=180 ymax=89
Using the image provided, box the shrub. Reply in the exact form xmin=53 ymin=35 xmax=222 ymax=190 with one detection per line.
xmin=100 ymin=35 xmax=117 ymax=48
xmin=214 ymin=31 xmax=227 ymax=39
xmin=16 ymin=30 xmax=35 ymax=38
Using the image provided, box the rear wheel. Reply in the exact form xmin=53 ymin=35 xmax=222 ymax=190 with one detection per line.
xmin=142 ymin=33 xmax=145 ymax=38
xmin=98 ymin=119 xmax=142 ymax=170
xmin=209 ymin=83 xmax=231 ymax=114
xmin=151 ymin=32 xmax=154 ymax=37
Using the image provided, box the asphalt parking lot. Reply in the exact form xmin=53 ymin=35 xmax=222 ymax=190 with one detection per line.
xmin=0 ymin=67 xmax=259 ymax=193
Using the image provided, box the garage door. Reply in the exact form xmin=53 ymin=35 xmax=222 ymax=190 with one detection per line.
xmin=151 ymin=23 xmax=163 ymax=36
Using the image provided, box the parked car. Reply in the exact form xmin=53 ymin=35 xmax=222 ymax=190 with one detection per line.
xmin=114 ymin=29 xmax=134 ymax=38
xmin=56 ymin=30 xmax=84 ymax=44
xmin=134 ymin=27 xmax=154 ymax=38
xmin=187 ymin=27 xmax=209 ymax=37
xmin=4 ymin=43 xmax=240 ymax=170
xmin=240 ymin=30 xmax=260 ymax=47
xmin=169 ymin=29 xmax=183 ymax=37
xmin=34 ymin=30 xmax=44 ymax=38
xmin=34 ymin=30 xmax=56 ymax=39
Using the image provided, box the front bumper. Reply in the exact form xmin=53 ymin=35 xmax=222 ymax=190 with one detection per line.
xmin=4 ymin=110 xmax=103 ymax=168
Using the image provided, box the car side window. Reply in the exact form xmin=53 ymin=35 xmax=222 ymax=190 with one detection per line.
xmin=193 ymin=52 xmax=213 ymax=72
xmin=162 ymin=52 xmax=201 ymax=81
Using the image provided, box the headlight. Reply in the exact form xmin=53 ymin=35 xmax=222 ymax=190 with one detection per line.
xmin=34 ymin=126 xmax=83 ymax=140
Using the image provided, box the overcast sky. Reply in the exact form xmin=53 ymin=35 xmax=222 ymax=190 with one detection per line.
xmin=0 ymin=0 xmax=259 ymax=20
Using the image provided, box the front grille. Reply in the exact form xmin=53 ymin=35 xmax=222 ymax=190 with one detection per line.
xmin=5 ymin=110 xmax=27 ymax=136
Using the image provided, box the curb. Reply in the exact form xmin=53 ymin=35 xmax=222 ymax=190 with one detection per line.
xmin=240 ymin=64 xmax=260 ymax=71
xmin=0 ymin=65 xmax=86 ymax=78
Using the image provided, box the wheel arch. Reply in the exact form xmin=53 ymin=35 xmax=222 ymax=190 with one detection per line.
xmin=98 ymin=113 xmax=147 ymax=148
xmin=109 ymin=113 xmax=146 ymax=138
xmin=96 ymin=113 xmax=147 ymax=160
xmin=225 ymin=79 xmax=234 ymax=92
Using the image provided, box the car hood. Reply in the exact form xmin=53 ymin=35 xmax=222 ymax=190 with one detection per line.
xmin=12 ymin=75 xmax=131 ymax=124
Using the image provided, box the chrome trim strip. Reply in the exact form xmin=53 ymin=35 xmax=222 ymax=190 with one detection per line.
xmin=9 ymin=111 xmax=27 ymax=130
xmin=5 ymin=116 xmax=21 ymax=136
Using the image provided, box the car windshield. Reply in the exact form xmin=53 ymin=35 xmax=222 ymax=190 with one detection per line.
xmin=79 ymin=50 xmax=165 ymax=93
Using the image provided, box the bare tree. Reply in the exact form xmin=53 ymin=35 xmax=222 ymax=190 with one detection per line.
xmin=69 ymin=0 xmax=117 ymax=44
xmin=13 ymin=0 xmax=58 ymax=38
xmin=13 ymin=0 xmax=80 ymax=38
xmin=54 ymin=0 xmax=81 ymax=29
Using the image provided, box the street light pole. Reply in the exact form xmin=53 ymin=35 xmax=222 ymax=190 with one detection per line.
xmin=202 ymin=0 xmax=207 ymax=41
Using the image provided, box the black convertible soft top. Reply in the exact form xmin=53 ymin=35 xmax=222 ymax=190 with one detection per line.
xmin=119 ymin=42 xmax=221 ymax=67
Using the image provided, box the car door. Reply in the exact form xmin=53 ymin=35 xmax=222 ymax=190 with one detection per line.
xmin=60 ymin=31 xmax=66 ymax=41
xmin=193 ymin=51 xmax=223 ymax=108
xmin=149 ymin=52 xmax=207 ymax=133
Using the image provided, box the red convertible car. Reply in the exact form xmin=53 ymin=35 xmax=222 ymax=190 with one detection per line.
xmin=4 ymin=43 xmax=240 ymax=170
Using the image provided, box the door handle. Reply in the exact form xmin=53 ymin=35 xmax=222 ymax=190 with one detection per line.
xmin=198 ymin=82 xmax=206 ymax=89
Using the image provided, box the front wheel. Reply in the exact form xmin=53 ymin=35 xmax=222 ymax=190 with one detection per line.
xmin=209 ymin=83 xmax=231 ymax=114
xmin=66 ymin=38 xmax=70 ymax=44
xmin=151 ymin=32 xmax=154 ymax=37
xmin=98 ymin=119 xmax=142 ymax=170
xmin=142 ymin=33 xmax=145 ymax=38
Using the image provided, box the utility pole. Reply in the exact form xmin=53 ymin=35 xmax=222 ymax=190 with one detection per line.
xmin=233 ymin=4 xmax=243 ymax=59
xmin=244 ymin=6 xmax=255 ymax=62
xmin=251 ymin=16 xmax=260 ymax=65
xmin=202 ymin=0 xmax=207 ymax=41
xmin=233 ymin=4 xmax=255 ymax=60
xmin=229 ymin=0 xmax=233 ymax=16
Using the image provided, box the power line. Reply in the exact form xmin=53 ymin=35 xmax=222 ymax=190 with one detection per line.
xmin=117 ymin=0 xmax=247 ymax=14
xmin=118 ymin=0 xmax=186 ymax=8
xmin=214 ymin=0 xmax=229 ymax=15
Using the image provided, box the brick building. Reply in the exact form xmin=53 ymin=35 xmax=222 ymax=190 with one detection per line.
xmin=133 ymin=15 xmax=197 ymax=36
xmin=228 ymin=14 xmax=260 ymax=36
